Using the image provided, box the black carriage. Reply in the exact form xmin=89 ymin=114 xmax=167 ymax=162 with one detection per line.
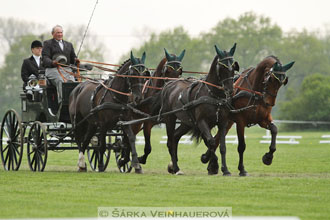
xmin=0 ymin=77 xmax=131 ymax=172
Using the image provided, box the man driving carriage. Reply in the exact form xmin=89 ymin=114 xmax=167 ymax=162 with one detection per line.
xmin=42 ymin=25 xmax=79 ymax=105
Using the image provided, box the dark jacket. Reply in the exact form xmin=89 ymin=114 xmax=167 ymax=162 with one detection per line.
xmin=42 ymin=38 xmax=77 ymax=68
xmin=21 ymin=56 xmax=45 ymax=87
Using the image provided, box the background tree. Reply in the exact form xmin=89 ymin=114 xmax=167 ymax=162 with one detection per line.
xmin=123 ymin=12 xmax=330 ymax=125
xmin=119 ymin=26 xmax=204 ymax=74
xmin=200 ymin=12 xmax=283 ymax=69
xmin=279 ymin=74 xmax=330 ymax=129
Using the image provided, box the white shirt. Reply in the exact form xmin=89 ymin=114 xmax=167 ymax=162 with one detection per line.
xmin=33 ymin=55 xmax=41 ymax=67
xmin=57 ymin=40 xmax=64 ymax=50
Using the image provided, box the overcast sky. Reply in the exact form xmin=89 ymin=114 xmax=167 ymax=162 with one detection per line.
xmin=1 ymin=0 xmax=330 ymax=62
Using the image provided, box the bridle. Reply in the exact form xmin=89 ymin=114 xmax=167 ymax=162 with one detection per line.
xmin=263 ymin=68 xmax=287 ymax=98
xmin=216 ymin=56 xmax=235 ymax=90
xmin=125 ymin=63 xmax=149 ymax=93
xmin=162 ymin=60 xmax=183 ymax=76
xmin=234 ymin=66 xmax=287 ymax=107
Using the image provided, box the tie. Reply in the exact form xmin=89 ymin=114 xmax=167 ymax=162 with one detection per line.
xmin=59 ymin=40 xmax=64 ymax=51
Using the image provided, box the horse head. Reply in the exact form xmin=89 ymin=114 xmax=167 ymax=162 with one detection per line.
xmin=162 ymin=48 xmax=185 ymax=78
xmin=213 ymin=43 xmax=239 ymax=97
xmin=128 ymin=51 xmax=150 ymax=105
xmin=262 ymin=59 xmax=295 ymax=106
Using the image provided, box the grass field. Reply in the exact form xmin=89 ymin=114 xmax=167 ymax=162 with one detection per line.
xmin=1 ymin=126 xmax=330 ymax=219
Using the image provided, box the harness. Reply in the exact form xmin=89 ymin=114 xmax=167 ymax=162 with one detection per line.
xmin=231 ymin=67 xmax=286 ymax=126
xmin=90 ymin=63 xmax=150 ymax=121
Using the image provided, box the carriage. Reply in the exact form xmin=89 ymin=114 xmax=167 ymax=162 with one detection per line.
xmin=0 ymin=75 xmax=131 ymax=172
xmin=1 ymin=45 xmax=294 ymax=175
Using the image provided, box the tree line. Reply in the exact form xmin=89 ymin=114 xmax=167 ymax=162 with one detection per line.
xmin=1 ymin=12 xmax=330 ymax=129
xmin=120 ymin=12 xmax=330 ymax=129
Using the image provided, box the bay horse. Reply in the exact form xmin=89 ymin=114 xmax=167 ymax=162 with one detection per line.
xmin=127 ymin=48 xmax=186 ymax=166
xmin=212 ymin=56 xmax=294 ymax=176
xmin=69 ymin=51 xmax=149 ymax=173
xmin=158 ymin=44 xmax=239 ymax=175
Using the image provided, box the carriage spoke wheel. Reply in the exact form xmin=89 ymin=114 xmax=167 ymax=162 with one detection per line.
xmin=27 ymin=121 xmax=48 ymax=172
xmin=112 ymin=136 xmax=132 ymax=173
xmin=87 ymin=136 xmax=111 ymax=172
xmin=0 ymin=109 xmax=24 ymax=171
xmin=87 ymin=148 xmax=111 ymax=172
xmin=115 ymin=152 xmax=132 ymax=173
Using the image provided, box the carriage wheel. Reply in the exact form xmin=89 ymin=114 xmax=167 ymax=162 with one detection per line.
xmin=115 ymin=152 xmax=132 ymax=173
xmin=87 ymin=136 xmax=111 ymax=172
xmin=0 ymin=109 xmax=24 ymax=171
xmin=27 ymin=121 xmax=48 ymax=171
xmin=112 ymin=136 xmax=132 ymax=173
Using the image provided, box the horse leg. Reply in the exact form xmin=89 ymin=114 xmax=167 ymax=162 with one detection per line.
xmin=262 ymin=122 xmax=277 ymax=165
xmin=170 ymin=124 xmax=190 ymax=175
xmin=236 ymin=122 xmax=248 ymax=176
xmin=122 ymin=125 xmax=142 ymax=174
xmin=77 ymin=124 xmax=96 ymax=172
xmin=217 ymin=121 xmax=231 ymax=176
xmin=164 ymin=115 xmax=178 ymax=174
xmin=198 ymin=120 xmax=217 ymax=168
xmin=97 ymin=127 xmax=107 ymax=172
xmin=138 ymin=122 xmax=153 ymax=164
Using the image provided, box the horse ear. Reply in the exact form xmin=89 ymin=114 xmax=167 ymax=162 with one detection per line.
xmin=178 ymin=49 xmax=186 ymax=61
xmin=130 ymin=51 xmax=137 ymax=65
xmin=233 ymin=61 xmax=240 ymax=72
xmin=272 ymin=62 xmax=281 ymax=71
xmin=282 ymin=61 xmax=295 ymax=72
xmin=141 ymin=51 xmax=146 ymax=63
xmin=229 ymin=43 xmax=237 ymax=56
xmin=164 ymin=48 xmax=172 ymax=61
xmin=214 ymin=45 xmax=225 ymax=58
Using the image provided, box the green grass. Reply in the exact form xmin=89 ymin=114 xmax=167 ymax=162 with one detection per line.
xmin=1 ymin=126 xmax=330 ymax=219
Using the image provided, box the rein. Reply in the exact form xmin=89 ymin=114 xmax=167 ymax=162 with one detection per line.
xmin=56 ymin=62 xmax=226 ymax=96
xmin=234 ymin=85 xmax=263 ymax=96
xmin=79 ymin=59 xmax=208 ymax=74
xmin=234 ymin=68 xmax=263 ymax=97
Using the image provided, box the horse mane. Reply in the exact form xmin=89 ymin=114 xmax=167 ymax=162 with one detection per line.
xmin=208 ymin=54 xmax=219 ymax=74
xmin=255 ymin=55 xmax=282 ymax=74
xmin=154 ymin=57 xmax=167 ymax=77
xmin=266 ymin=55 xmax=282 ymax=65
xmin=116 ymin=59 xmax=132 ymax=74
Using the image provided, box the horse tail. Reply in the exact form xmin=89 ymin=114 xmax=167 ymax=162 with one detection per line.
xmin=190 ymin=127 xmax=203 ymax=144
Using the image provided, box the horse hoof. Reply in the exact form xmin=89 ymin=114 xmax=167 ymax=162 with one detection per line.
xmin=138 ymin=156 xmax=146 ymax=164
xmin=208 ymin=171 xmax=218 ymax=175
xmin=135 ymin=167 xmax=143 ymax=174
xmin=167 ymin=162 xmax=174 ymax=174
xmin=262 ymin=153 xmax=273 ymax=165
xmin=222 ymin=171 xmax=231 ymax=176
xmin=175 ymin=170 xmax=184 ymax=175
xmin=200 ymin=154 xmax=209 ymax=164
xmin=239 ymin=171 xmax=249 ymax=177
xmin=208 ymin=169 xmax=218 ymax=175
xmin=77 ymin=166 xmax=87 ymax=172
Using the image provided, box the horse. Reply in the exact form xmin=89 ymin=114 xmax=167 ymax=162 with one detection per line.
xmin=158 ymin=44 xmax=239 ymax=175
xmin=68 ymin=51 xmax=150 ymax=173
xmin=212 ymin=56 xmax=295 ymax=176
xmin=125 ymin=48 xmax=186 ymax=166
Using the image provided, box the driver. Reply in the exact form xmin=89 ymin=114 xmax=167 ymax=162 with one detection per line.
xmin=42 ymin=25 xmax=79 ymax=105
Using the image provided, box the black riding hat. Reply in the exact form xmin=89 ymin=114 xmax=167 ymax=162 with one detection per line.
xmin=31 ymin=40 xmax=43 ymax=49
